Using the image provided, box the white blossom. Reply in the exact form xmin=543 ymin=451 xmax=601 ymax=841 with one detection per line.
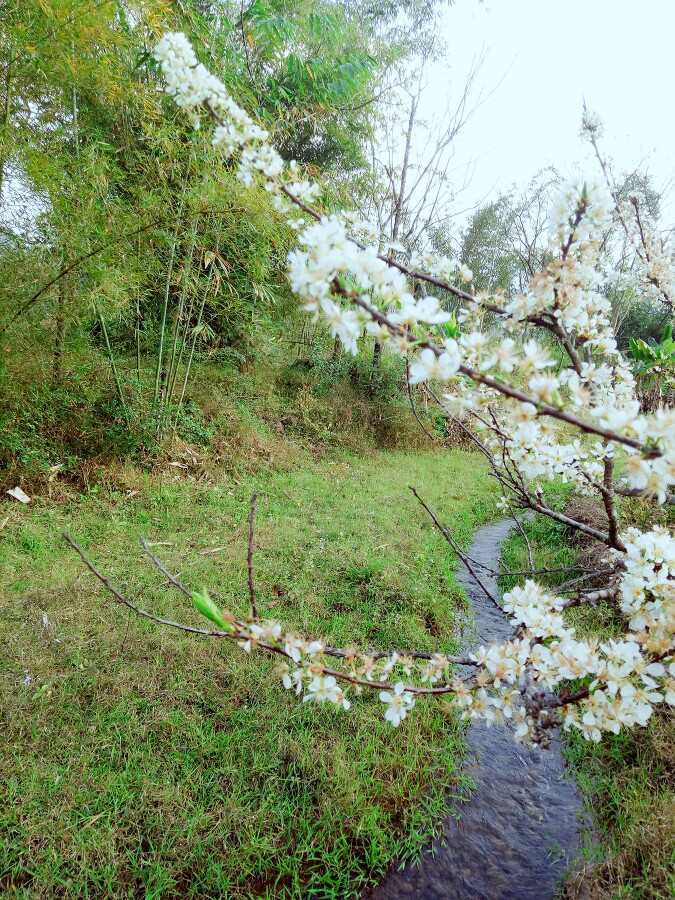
xmin=379 ymin=682 xmax=416 ymax=727
xmin=408 ymin=345 xmax=461 ymax=384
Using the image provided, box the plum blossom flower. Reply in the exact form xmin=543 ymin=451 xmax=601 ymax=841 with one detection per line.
xmin=304 ymin=675 xmax=351 ymax=709
xmin=379 ymin=682 xmax=416 ymax=726
xmin=519 ymin=340 xmax=554 ymax=373
xmin=392 ymin=296 xmax=452 ymax=326
xmin=664 ymin=663 xmax=675 ymax=706
xmin=528 ymin=374 xmax=560 ymax=404
xmin=408 ymin=345 xmax=461 ymax=384
xmin=279 ymin=664 xmax=305 ymax=695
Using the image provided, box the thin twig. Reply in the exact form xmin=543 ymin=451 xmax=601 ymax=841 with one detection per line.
xmin=248 ymin=492 xmax=258 ymax=620
xmin=557 ymin=566 xmax=617 ymax=593
xmin=499 ymin=564 xmax=585 ymax=578
xmin=511 ymin=505 xmax=535 ymax=573
xmin=408 ymin=485 xmax=503 ymax=612
xmin=405 ymin=356 xmax=437 ymax=443
xmin=140 ymin=538 xmax=192 ymax=598
xmin=65 ymin=533 xmax=225 ymax=635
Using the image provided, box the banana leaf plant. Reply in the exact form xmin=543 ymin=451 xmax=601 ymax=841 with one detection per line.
xmin=629 ymin=324 xmax=675 ymax=410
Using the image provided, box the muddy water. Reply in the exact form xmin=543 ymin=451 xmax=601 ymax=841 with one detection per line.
xmin=366 ymin=519 xmax=586 ymax=900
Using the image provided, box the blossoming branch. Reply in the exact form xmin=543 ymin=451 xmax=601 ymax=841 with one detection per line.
xmin=66 ymin=32 xmax=675 ymax=747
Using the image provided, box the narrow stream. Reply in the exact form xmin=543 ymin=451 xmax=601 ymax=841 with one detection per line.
xmin=366 ymin=519 xmax=587 ymax=900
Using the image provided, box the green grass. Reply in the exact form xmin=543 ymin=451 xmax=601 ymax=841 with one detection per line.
xmin=1 ymin=448 xmax=497 ymax=899
xmin=500 ymin=501 xmax=675 ymax=900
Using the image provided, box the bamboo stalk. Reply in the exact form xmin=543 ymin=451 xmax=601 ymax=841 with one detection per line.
xmin=175 ymin=295 xmax=207 ymax=420
xmin=135 ymin=235 xmax=142 ymax=390
xmin=153 ymin=221 xmax=180 ymax=408
xmin=153 ymin=155 xmax=192 ymax=417
xmin=163 ymin=221 xmax=197 ymax=431
xmin=174 ymin=232 xmax=218 ymax=423
xmin=0 ymin=46 xmax=14 ymax=204
xmin=175 ymin=260 xmax=214 ymax=421
xmin=97 ymin=307 xmax=131 ymax=427
xmin=167 ymin=283 xmax=196 ymax=421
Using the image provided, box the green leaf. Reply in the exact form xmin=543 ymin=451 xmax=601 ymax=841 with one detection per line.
xmin=436 ymin=317 xmax=461 ymax=340
xmin=192 ymin=589 xmax=233 ymax=632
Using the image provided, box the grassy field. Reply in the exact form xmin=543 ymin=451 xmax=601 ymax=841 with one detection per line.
xmin=501 ymin=505 xmax=675 ymax=900
xmin=1 ymin=448 xmax=497 ymax=899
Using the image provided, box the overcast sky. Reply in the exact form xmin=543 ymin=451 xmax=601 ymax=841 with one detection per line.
xmin=427 ymin=0 xmax=675 ymax=226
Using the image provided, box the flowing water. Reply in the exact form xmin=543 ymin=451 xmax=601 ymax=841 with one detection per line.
xmin=366 ymin=519 xmax=587 ymax=900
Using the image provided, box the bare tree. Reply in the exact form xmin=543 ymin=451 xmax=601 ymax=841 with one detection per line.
xmin=360 ymin=52 xmax=487 ymax=253
xmin=353 ymin=50 xmax=488 ymax=368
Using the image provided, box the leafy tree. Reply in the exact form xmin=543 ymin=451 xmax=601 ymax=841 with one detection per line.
xmin=459 ymin=197 xmax=521 ymax=296
xmin=0 ymin=0 xmax=442 ymax=462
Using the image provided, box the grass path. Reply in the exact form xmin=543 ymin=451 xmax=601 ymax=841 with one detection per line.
xmin=1 ymin=449 xmax=496 ymax=899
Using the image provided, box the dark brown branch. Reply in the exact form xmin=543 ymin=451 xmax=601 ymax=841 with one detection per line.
xmin=529 ymin=497 xmax=611 ymax=546
xmin=551 ymin=644 xmax=675 ymax=709
xmin=574 ymin=463 xmax=626 ymax=552
xmin=323 ymin=646 xmax=475 ymax=665
xmin=427 ymin=391 xmax=619 ymax=554
xmin=339 ymin=285 xmax=652 ymax=454
xmin=615 ymin=485 xmax=675 ymax=505
xmin=65 ymin=532 xmax=669 ymax=721
xmin=602 ymin=455 xmax=625 ymax=550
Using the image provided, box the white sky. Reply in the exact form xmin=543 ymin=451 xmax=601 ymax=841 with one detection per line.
xmin=429 ymin=0 xmax=675 ymax=226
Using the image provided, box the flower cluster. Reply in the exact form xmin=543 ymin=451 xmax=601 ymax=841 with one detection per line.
xmin=617 ymin=526 xmax=675 ymax=654
xmin=623 ymin=429 xmax=675 ymax=504
xmin=622 ymin=200 xmax=675 ymax=309
xmin=579 ymin=112 xmax=675 ymax=312
xmin=213 ymin=586 xmax=675 ymax=744
xmin=287 ymin=213 xmax=461 ymax=356
xmin=153 ymin=33 xmax=674 ymax=745
xmin=154 ymin=33 xmax=319 ymax=201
